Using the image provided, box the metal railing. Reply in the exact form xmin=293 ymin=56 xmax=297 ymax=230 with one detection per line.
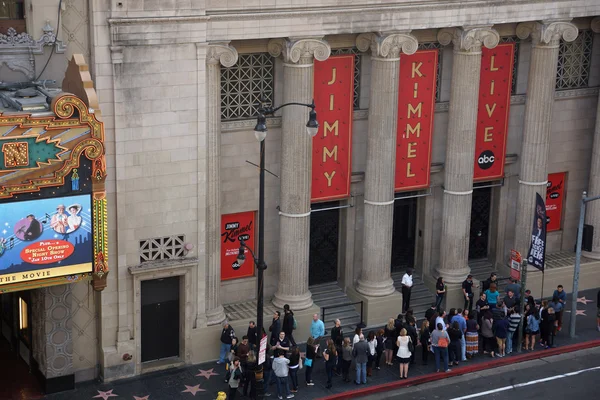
xmin=321 ymin=301 xmax=364 ymax=329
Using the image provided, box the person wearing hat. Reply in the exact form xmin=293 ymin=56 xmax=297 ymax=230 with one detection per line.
xmin=401 ymin=268 xmax=414 ymax=313
xmin=51 ymin=204 xmax=68 ymax=234
xmin=462 ymin=274 xmax=478 ymax=312
xmin=66 ymin=204 xmax=82 ymax=233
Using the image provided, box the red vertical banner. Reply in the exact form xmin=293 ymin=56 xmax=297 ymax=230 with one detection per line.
xmin=395 ymin=50 xmax=438 ymax=191
xmin=221 ymin=211 xmax=255 ymax=281
xmin=474 ymin=43 xmax=514 ymax=181
xmin=546 ymin=172 xmax=566 ymax=232
xmin=312 ymin=55 xmax=354 ymax=202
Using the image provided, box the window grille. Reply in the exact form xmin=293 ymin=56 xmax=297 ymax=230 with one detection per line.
xmin=221 ymin=53 xmax=275 ymax=120
xmin=556 ymin=30 xmax=594 ymax=90
xmin=500 ymin=36 xmax=520 ymax=95
xmin=417 ymin=42 xmax=442 ymax=102
xmin=139 ymin=235 xmax=186 ymax=263
xmin=330 ymin=48 xmax=362 ymax=109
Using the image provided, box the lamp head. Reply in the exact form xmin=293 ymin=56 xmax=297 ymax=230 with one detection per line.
xmin=254 ymin=112 xmax=268 ymax=142
xmin=306 ymin=107 xmax=319 ymax=138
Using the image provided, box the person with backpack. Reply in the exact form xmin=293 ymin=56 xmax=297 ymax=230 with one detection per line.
xmin=282 ymin=304 xmax=297 ymax=347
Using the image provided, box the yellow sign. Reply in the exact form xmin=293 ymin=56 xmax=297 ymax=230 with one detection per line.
xmin=0 ymin=263 xmax=92 ymax=286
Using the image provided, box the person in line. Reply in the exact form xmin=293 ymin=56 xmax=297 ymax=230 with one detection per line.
xmin=465 ymin=310 xmax=479 ymax=359
xmin=431 ymin=323 xmax=451 ymax=373
xmin=419 ymin=320 xmax=431 ymax=365
xmin=288 ymin=347 xmax=300 ymax=394
xmin=482 ymin=273 xmax=498 ymax=294
xmin=475 ymin=293 xmax=490 ymax=327
xmin=367 ymin=331 xmax=377 ymax=376
xmin=247 ymin=321 xmax=258 ymax=352
xmin=525 ymin=307 xmax=540 ymax=350
xmin=494 ymin=312 xmax=509 ymax=357
xmin=428 ymin=312 xmax=439 ymax=333
xmin=226 ymin=356 xmax=243 ymax=400
xmin=352 ymin=334 xmax=370 ymax=385
xmin=450 ymin=308 xmax=467 ymax=362
xmin=275 ymin=331 xmax=290 ymax=352
xmin=330 ymin=319 xmax=343 ymax=375
xmin=396 ymin=328 xmax=413 ymax=379
xmin=553 ymin=285 xmax=567 ymax=332
xmin=549 ymin=296 xmax=563 ymax=335
xmin=481 ymin=311 xmax=496 ymax=357
xmin=503 ymin=290 xmax=519 ymax=314
xmin=353 ymin=326 xmax=362 ymax=347
xmin=507 ymin=308 xmax=522 ymax=354
xmin=375 ymin=329 xmax=385 ymax=370
xmin=269 ymin=311 xmax=282 ymax=347
xmin=236 ymin=336 xmax=250 ymax=378
xmin=447 ymin=309 xmax=458 ymax=327
xmin=492 ymin=300 xmax=506 ymax=322
xmin=485 ymin=283 xmax=500 ymax=310
xmin=541 ymin=307 xmax=556 ymax=348
xmin=282 ymin=305 xmax=297 ymax=347
xmin=401 ymin=268 xmax=414 ymax=313
xmin=505 ymin=278 xmax=522 ymax=301
xmin=436 ymin=309 xmax=447 ymax=331
xmin=424 ymin=303 xmax=437 ymax=322
xmin=341 ymin=337 xmax=353 ymax=382
xmin=229 ymin=338 xmax=239 ymax=363
xmin=393 ymin=314 xmax=404 ymax=356
xmin=304 ymin=337 xmax=316 ymax=386
xmin=218 ymin=321 xmax=236 ymax=364
xmin=462 ymin=275 xmax=478 ymax=312
xmin=310 ymin=314 xmax=325 ymax=356
xmin=273 ymin=349 xmax=294 ymax=399
xmin=406 ymin=316 xmax=418 ymax=364
xmin=243 ymin=351 xmax=257 ymax=399
xmin=384 ymin=319 xmax=396 ymax=366
xmin=524 ymin=290 xmax=536 ymax=309
xmin=435 ymin=277 xmax=446 ymax=312
xmin=447 ymin=322 xmax=462 ymax=366
xmin=323 ymin=339 xmax=337 ymax=389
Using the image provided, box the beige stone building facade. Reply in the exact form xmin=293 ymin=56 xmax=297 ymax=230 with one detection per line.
xmin=3 ymin=0 xmax=600 ymax=389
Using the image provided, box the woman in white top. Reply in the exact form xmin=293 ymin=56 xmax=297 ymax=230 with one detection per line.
xmin=352 ymin=327 xmax=362 ymax=347
xmin=396 ymin=328 xmax=413 ymax=379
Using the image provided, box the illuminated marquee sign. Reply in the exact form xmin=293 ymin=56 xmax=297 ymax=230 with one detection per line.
xmin=473 ymin=43 xmax=514 ymax=181
xmin=395 ymin=50 xmax=438 ymax=191
xmin=312 ymin=55 xmax=354 ymax=202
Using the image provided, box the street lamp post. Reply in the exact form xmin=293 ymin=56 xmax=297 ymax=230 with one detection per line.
xmin=235 ymin=98 xmax=318 ymax=398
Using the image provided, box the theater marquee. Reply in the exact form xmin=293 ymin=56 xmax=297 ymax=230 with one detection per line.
xmin=474 ymin=43 xmax=514 ymax=181
xmin=395 ymin=50 xmax=438 ymax=191
xmin=312 ymin=55 xmax=354 ymax=202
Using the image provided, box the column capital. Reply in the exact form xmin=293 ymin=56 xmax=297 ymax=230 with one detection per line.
xmin=437 ymin=26 xmax=499 ymax=53
xmin=356 ymin=32 xmax=418 ymax=59
xmin=207 ymin=42 xmax=238 ymax=67
xmin=516 ymin=20 xmax=578 ymax=47
xmin=591 ymin=17 xmax=600 ymax=34
xmin=268 ymin=37 xmax=331 ymax=65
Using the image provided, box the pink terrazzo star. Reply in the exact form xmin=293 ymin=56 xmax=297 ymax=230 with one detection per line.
xmin=182 ymin=384 xmax=205 ymax=396
xmin=196 ymin=368 xmax=219 ymax=379
xmin=133 ymin=396 xmax=150 ymax=400
xmin=576 ymin=309 xmax=587 ymax=316
xmin=93 ymin=390 xmax=118 ymax=400
xmin=577 ymin=296 xmax=593 ymax=305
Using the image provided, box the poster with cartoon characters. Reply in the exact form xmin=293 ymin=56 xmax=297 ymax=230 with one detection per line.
xmin=0 ymin=194 xmax=93 ymax=286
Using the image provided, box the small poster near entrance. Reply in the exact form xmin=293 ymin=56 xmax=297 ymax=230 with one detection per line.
xmin=221 ymin=211 xmax=255 ymax=281
xmin=258 ymin=334 xmax=268 ymax=365
xmin=546 ymin=172 xmax=566 ymax=232
xmin=0 ymin=194 xmax=93 ymax=286
xmin=510 ymin=249 xmax=521 ymax=280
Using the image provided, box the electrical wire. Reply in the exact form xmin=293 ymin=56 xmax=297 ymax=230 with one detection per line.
xmin=34 ymin=0 xmax=63 ymax=82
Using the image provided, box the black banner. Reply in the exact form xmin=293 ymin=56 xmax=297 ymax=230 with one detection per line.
xmin=527 ymin=193 xmax=547 ymax=271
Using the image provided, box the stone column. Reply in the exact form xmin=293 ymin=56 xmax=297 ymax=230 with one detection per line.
xmin=513 ymin=21 xmax=578 ymax=259
xmin=354 ymin=32 xmax=418 ymax=297
xmin=205 ymin=43 xmax=238 ymax=325
xmin=436 ymin=27 xmax=499 ymax=300
xmin=583 ymin=18 xmax=600 ymax=258
xmin=268 ymin=38 xmax=331 ymax=310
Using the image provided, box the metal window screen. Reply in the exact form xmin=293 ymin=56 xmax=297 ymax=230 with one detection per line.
xmin=417 ymin=42 xmax=442 ymax=102
xmin=330 ymin=48 xmax=362 ymax=109
xmin=500 ymin=36 xmax=521 ymax=95
xmin=221 ymin=53 xmax=275 ymax=121
xmin=139 ymin=235 xmax=186 ymax=263
xmin=556 ymin=30 xmax=594 ymax=90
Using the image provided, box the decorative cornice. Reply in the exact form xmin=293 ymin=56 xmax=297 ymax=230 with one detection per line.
xmin=554 ymin=86 xmax=599 ymax=100
xmin=268 ymin=37 xmax=330 ymax=64
xmin=438 ymin=26 xmax=499 ymax=52
xmin=207 ymin=42 xmax=238 ymax=67
xmin=356 ymin=32 xmax=418 ymax=58
xmin=0 ymin=24 xmax=66 ymax=54
xmin=591 ymin=17 xmax=600 ymax=34
xmin=108 ymin=16 xmax=209 ymax=26
xmin=516 ymin=21 xmax=578 ymax=47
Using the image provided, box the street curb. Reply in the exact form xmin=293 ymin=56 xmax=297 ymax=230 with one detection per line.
xmin=319 ymin=339 xmax=600 ymax=399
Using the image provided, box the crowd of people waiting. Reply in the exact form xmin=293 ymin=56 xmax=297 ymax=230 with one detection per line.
xmin=218 ymin=274 xmax=573 ymax=399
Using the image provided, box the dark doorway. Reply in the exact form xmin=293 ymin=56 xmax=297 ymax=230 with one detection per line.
xmin=309 ymin=202 xmax=340 ymax=286
xmin=469 ymin=187 xmax=492 ymax=260
xmin=391 ymin=197 xmax=418 ymax=272
xmin=141 ymin=277 xmax=180 ymax=363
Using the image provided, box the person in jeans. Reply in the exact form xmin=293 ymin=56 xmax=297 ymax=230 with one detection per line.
xmin=431 ymin=323 xmax=451 ymax=372
xmin=288 ymin=347 xmax=300 ymax=394
xmin=553 ymin=285 xmax=567 ymax=331
xmin=323 ymin=339 xmax=337 ymax=389
xmin=450 ymin=309 xmax=467 ymax=362
xmin=310 ymin=314 xmax=325 ymax=356
xmin=462 ymin=275 xmax=478 ymax=312
xmin=282 ymin=304 xmax=296 ymax=347
xmin=273 ymin=349 xmax=294 ymax=399
xmin=419 ymin=320 xmax=431 ymax=365
xmin=304 ymin=337 xmax=316 ymax=386
xmin=435 ymin=277 xmax=446 ymax=312
xmin=341 ymin=337 xmax=353 ymax=382
xmin=506 ymin=309 xmax=521 ymax=354
xmin=218 ymin=321 xmax=236 ymax=364
xmin=352 ymin=334 xmax=370 ymax=385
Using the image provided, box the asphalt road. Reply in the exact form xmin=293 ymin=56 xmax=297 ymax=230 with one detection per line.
xmin=362 ymin=346 xmax=600 ymax=400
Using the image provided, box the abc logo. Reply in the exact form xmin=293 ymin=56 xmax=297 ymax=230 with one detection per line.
xmin=549 ymin=192 xmax=560 ymax=199
xmin=477 ymin=150 xmax=495 ymax=170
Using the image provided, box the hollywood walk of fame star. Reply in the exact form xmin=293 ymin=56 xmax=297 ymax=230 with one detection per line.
xmin=182 ymin=384 xmax=205 ymax=396
xmin=93 ymin=390 xmax=118 ymax=400
xmin=577 ymin=296 xmax=593 ymax=305
xmin=565 ymin=309 xmax=587 ymax=316
xmin=134 ymin=396 xmax=150 ymax=400
xmin=196 ymin=368 xmax=219 ymax=379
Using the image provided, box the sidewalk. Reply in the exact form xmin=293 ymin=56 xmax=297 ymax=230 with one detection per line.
xmin=45 ymin=288 xmax=600 ymax=400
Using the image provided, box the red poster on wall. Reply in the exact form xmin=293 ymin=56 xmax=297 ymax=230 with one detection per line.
xmin=473 ymin=43 xmax=514 ymax=181
xmin=221 ymin=211 xmax=255 ymax=281
xmin=546 ymin=172 xmax=566 ymax=232
xmin=312 ymin=55 xmax=354 ymax=202
xmin=395 ymin=50 xmax=438 ymax=191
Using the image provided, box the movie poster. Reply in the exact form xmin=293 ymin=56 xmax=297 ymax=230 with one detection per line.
xmin=527 ymin=193 xmax=547 ymax=272
xmin=0 ymin=194 xmax=93 ymax=285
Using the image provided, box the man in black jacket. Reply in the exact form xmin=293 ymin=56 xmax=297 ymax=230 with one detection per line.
xmin=247 ymin=321 xmax=258 ymax=351
xmin=406 ymin=317 xmax=418 ymax=364
xmin=218 ymin=320 xmax=236 ymax=364
xmin=282 ymin=304 xmax=296 ymax=346
xmin=269 ymin=311 xmax=281 ymax=346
